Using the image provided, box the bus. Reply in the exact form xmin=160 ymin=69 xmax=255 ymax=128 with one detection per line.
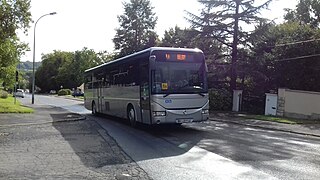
xmin=84 ymin=47 xmax=209 ymax=126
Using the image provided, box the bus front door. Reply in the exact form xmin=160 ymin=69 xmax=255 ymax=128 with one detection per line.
xmin=140 ymin=62 xmax=151 ymax=124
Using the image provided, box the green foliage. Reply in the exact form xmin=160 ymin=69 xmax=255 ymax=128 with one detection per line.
xmin=250 ymin=21 xmax=320 ymax=92
xmin=0 ymin=64 xmax=15 ymax=90
xmin=113 ymin=0 xmax=158 ymax=57
xmin=58 ymin=89 xmax=71 ymax=96
xmin=35 ymin=48 xmax=106 ymax=93
xmin=35 ymin=50 xmax=72 ymax=92
xmin=0 ymin=90 xmax=8 ymax=99
xmin=209 ymin=88 xmax=232 ymax=111
xmin=0 ymin=0 xmax=32 ymax=37
xmin=284 ymin=0 xmax=320 ymax=28
xmin=0 ymin=0 xmax=32 ymax=88
xmin=186 ymin=0 xmax=272 ymax=91
xmin=160 ymin=26 xmax=197 ymax=48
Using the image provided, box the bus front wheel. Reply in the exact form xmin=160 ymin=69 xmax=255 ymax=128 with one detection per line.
xmin=92 ymin=102 xmax=97 ymax=115
xmin=127 ymin=106 xmax=136 ymax=127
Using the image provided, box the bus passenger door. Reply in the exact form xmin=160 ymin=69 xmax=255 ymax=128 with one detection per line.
xmin=98 ymin=81 xmax=104 ymax=113
xmin=140 ymin=61 xmax=151 ymax=124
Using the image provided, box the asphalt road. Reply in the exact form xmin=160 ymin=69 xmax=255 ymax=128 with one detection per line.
xmin=20 ymin=94 xmax=320 ymax=180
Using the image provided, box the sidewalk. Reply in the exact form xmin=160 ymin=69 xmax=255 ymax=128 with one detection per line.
xmin=0 ymin=100 xmax=150 ymax=179
xmin=210 ymin=112 xmax=320 ymax=137
xmin=0 ymin=104 xmax=85 ymax=127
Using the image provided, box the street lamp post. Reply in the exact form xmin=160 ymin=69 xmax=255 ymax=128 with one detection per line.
xmin=32 ymin=12 xmax=57 ymax=104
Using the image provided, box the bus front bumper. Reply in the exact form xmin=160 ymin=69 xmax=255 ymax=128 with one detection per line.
xmin=152 ymin=108 xmax=209 ymax=124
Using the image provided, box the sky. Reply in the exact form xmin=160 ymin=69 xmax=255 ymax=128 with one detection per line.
xmin=19 ymin=0 xmax=298 ymax=62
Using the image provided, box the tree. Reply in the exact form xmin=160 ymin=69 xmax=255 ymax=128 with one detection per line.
xmin=186 ymin=0 xmax=272 ymax=91
xmin=56 ymin=48 xmax=105 ymax=90
xmin=249 ymin=21 xmax=320 ymax=92
xmin=113 ymin=0 xmax=158 ymax=57
xmin=160 ymin=26 xmax=197 ymax=48
xmin=35 ymin=48 xmax=107 ymax=92
xmin=0 ymin=0 xmax=32 ymax=89
xmin=284 ymin=0 xmax=320 ymax=28
xmin=35 ymin=51 xmax=72 ymax=92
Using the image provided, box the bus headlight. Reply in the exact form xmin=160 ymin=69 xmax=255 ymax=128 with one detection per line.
xmin=202 ymin=109 xmax=209 ymax=114
xmin=153 ymin=111 xmax=166 ymax=117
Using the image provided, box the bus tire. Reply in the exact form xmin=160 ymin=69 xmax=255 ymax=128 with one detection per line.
xmin=127 ymin=105 xmax=136 ymax=127
xmin=92 ymin=101 xmax=97 ymax=115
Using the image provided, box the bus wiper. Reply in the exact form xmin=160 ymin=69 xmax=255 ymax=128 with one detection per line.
xmin=163 ymin=93 xmax=171 ymax=98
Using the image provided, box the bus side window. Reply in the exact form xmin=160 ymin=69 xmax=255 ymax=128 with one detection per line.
xmin=125 ymin=64 xmax=139 ymax=86
xmin=84 ymin=74 xmax=92 ymax=90
xmin=103 ymin=69 xmax=110 ymax=88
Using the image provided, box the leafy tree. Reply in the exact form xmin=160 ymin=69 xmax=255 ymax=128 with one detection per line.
xmin=160 ymin=26 xmax=197 ymax=48
xmin=35 ymin=48 xmax=107 ymax=92
xmin=35 ymin=51 xmax=72 ymax=92
xmin=284 ymin=0 xmax=320 ymax=28
xmin=113 ymin=0 xmax=158 ymax=57
xmin=186 ymin=0 xmax=272 ymax=91
xmin=56 ymin=48 xmax=105 ymax=90
xmin=0 ymin=0 xmax=32 ymax=89
xmin=250 ymin=21 xmax=320 ymax=93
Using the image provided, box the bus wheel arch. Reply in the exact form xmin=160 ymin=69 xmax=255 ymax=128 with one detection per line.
xmin=92 ymin=101 xmax=97 ymax=115
xmin=127 ymin=104 xmax=136 ymax=127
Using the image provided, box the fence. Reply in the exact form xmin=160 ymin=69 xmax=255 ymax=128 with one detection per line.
xmin=277 ymin=88 xmax=320 ymax=120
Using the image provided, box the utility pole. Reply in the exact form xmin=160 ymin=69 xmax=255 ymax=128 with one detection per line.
xmin=230 ymin=0 xmax=240 ymax=92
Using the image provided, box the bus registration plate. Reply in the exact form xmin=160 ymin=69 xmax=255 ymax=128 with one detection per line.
xmin=176 ymin=119 xmax=193 ymax=123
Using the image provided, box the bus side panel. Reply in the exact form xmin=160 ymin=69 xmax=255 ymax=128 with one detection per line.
xmin=102 ymin=86 xmax=140 ymax=120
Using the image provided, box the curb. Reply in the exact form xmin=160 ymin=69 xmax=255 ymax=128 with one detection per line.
xmin=210 ymin=118 xmax=320 ymax=138
xmin=0 ymin=115 xmax=86 ymax=128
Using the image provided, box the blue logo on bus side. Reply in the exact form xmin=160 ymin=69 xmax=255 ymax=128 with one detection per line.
xmin=165 ymin=99 xmax=172 ymax=103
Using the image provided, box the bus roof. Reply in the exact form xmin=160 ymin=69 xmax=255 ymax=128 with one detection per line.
xmin=84 ymin=47 xmax=203 ymax=73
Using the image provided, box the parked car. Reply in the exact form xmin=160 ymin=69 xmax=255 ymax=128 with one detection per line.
xmin=13 ymin=89 xmax=25 ymax=98
xmin=49 ymin=90 xmax=57 ymax=94
xmin=72 ymin=89 xmax=84 ymax=97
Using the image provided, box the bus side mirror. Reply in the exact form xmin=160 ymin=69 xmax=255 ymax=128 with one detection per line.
xmin=149 ymin=55 xmax=156 ymax=61
xmin=149 ymin=55 xmax=156 ymax=68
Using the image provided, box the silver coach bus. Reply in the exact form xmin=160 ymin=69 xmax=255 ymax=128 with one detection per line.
xmin=84 ymin=47 xmax=209 ymax=126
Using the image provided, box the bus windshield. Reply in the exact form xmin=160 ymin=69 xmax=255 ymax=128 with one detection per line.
xmin=152 ymin=61 xmax=207 ymax=94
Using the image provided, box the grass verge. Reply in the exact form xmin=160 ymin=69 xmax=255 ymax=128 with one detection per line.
xmin=245 ymin=115 xmax=320 ymax=124
xmin=0 ymin=96 xmax=34 ymax=113
xmin=66 ymin=95 xmax=84 ymax=100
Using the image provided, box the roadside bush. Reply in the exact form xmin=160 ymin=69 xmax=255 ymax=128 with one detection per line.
xmin=66 ymin=89 xmax=72 ymax=95
xmin=209 ymin=88 xmax=232 ymax=111
xmin=0 ymin=90 xmax=8 ymax=99
xmin=58 ymin=89 xmax=72 ymax=96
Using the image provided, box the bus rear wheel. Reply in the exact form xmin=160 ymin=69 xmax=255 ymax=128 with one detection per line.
xmin=92 ymin=102 xmax=97 ymax=115
xmin=127 ymin=106 xmax=136 ymax=127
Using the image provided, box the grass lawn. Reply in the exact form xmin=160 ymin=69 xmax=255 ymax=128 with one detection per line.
xmin=0 ymin=96 xmax=34 ymax=113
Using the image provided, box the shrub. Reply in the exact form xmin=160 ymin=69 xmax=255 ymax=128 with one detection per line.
xmin=209 ymin=88 xmax=232 ymax=111
xmin=58 ymin=89 xmax=72 ymax=96
xmin=66 ymin=89 xmax=72 ymax=95
xmin=0 ymin=90 xmax=8 ymax=99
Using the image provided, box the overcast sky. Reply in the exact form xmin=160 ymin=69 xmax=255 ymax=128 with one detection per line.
xmin=19 ymin=0 xmax=298 ymax=62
